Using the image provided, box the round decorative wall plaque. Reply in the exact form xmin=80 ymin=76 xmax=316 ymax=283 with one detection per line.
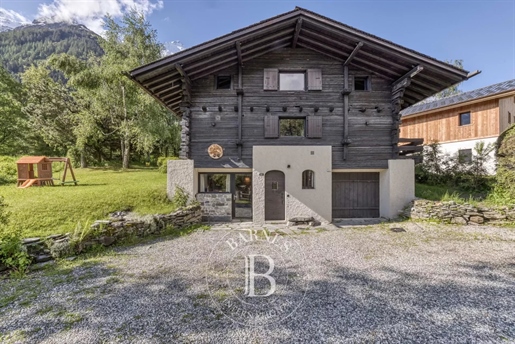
xmin=208 ymin=144 xmax=223 ymax=159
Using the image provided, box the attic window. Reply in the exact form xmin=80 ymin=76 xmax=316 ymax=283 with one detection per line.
xmin=279 ymin=73 xmax=305 ymax=91
xmin=216 ymin=75 xmax=231 ymax=90
xmin=354 ymin=76 xmax=370 ymax=91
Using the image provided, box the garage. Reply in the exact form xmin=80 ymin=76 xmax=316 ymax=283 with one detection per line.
xmin=332 ymin=172 xmax=380 ymax=218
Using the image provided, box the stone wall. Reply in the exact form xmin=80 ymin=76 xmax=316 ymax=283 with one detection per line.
xmin=407 ymin=199 xmax=515 ymax=225
xmin=196 ymin=193 xmax=232 ymax=222
xmin=1 ymin=205 xmax=202 ymax=271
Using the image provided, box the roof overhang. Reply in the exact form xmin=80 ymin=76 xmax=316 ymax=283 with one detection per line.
xmin=129 ymin=7 xmax=472 ymax=114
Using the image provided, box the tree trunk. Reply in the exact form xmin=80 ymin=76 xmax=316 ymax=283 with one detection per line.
xmin=122 ymin=138 xmax=130 ymax=169
xmin=80 ymin=151 xmax=87 ymax=168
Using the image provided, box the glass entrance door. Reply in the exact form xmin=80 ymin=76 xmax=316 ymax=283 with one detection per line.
xmin=233 ymin=174 xmax=252 ymax=219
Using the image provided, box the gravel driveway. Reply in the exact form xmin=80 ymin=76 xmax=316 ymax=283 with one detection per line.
xmin=1 ymin=221 xmax=514 ymax=343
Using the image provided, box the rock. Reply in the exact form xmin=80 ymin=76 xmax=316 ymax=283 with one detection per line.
xmin=451 ymin=217 xmax=467 ymax=225
xmin=483 ymin=212 xmax=506 ymax=220
xmin=99 ymin=236 xmax=116 ymax=246
xmin=22 ymin=238 xmax=41 ymax=244
xmin=35 ymin=254 xmax=53 ymax=263
xmin=390 ymin=227 xmax=406 ymax=233
xmin=469 ymin=216 xmax=484 ymax=224
xmin=0 ymin=263 xmax=7 ymax=272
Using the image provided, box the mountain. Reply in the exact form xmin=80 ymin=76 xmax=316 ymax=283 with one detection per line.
xmin=0 ymin=20 xmax=103 ymax=74
xmin=0 ymin=8 xmax=29 ymax=32
xmin=162 ymin=40 xmax=185 ymax=57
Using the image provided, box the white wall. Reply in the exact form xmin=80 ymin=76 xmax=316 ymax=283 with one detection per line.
xmin=379 ymin=159 xmax=415 ymax=219
xmin=253 ymin=146 xmax=332 ymax=224
xmin=438 ymin=137 xmax=498 ymax=174
xmin=167 ymin=159 xmax=195 ymax=202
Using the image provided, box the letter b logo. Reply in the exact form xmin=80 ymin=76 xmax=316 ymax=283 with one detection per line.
xmin=244 ymin=255 xmax=276 ymax=297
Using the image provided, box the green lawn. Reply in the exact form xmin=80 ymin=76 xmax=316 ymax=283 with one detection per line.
xmin=0 ymin=168 xmax=174 ymax=237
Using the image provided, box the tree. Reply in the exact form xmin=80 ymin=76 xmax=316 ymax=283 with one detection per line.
xmin=21 ymin=63 xmax=79 ymax=156
xmin=0 ymin=66 xmax=26 ymax=154
xmin=50 ymin=10 xmax=179 ymax=169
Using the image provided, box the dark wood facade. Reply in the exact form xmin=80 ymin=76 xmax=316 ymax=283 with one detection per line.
xmin=189 ymin=48 xmax=394 ymax=169
xmin=129 ymin=7 xmax=473 ymax=170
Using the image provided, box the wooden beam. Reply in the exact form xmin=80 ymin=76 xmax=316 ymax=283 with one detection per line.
xmin=236 ymin=41 xmax=243 ymax=66
xmin=154 ymin=82 xmax=180 ymax=96
xmin=242 ymin=41 xmax=291 ymax=62
xmin=175 ymin=64 xmax=191 ymax=85
xmin=297 ymin=35 xmax=345 ymax=59
xmin=292 ymin=18 xmax=303 ymax=48
xmin=392 ymin=65 xmax=423 ymax=87
xmin=123 ymin=72 xmax=174 ymax=115
xmin=297 ymin=42 xmax=344 ymax=62
xmin=343 ymin=65 xmax=350 ymax=160
xmin=343 ymin=41 xmax=364 ymax=66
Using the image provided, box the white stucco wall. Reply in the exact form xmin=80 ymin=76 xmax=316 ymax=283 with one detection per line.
xmin=438 ymin=137 xmax=498 ymax=174
xmin=379 ymin=159 xmax=415 ymax=219
xmin=167 ymin=159 xmax=195 ymax=202
xmin=252 ymin=146 xmax=332 ymax=224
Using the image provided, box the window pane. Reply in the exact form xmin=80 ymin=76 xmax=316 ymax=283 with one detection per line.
xmin=200 ymin=174 xmax=230 ymax=192
xmin=279 ymin=73 xmax=305 ymax=91
xmin=458 ymin=149 xmax=472 ymax=163
xmin=354 ymin=77 xmax=370 ymax=91
xmin=459 ymin=112 xmax=471 ymax=126
xmin=280 ymin=119 xmax=305 ymax=136
xmin=302 ymin=170 xmax=315 ymax=189
xmin=216 ymin=76 xmax=231 ymax=89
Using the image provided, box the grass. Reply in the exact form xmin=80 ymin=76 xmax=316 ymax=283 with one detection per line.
xmin=0 ymin=167 xmax=175 ymax=237
xmin=415 ymin=183 xmax=480 ymax=204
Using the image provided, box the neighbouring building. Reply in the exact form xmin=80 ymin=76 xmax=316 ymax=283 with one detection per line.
xmin=129 ymin=7 xmax=473 ymax=223
xmin=401 ymin=79 xmax=515 ymax=173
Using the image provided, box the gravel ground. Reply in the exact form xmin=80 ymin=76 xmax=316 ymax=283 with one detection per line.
xmin=1 ymin=221 xmax=514 ymax=343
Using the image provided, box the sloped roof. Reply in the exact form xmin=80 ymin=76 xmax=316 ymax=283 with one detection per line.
xmin=129 ymin=7 xmax=472 ymax=114
xmin=401 ymin=79 xmax=515 ymax=117
xmin=17 ymin=156 xmax=47 ymax=164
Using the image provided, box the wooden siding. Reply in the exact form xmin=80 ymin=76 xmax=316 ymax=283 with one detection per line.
xmin=400 ymin=99 xmax=500 ymax=143
xmin=189 ymin=48 xmax=394 ymax=169
xmin=499 ymin=95 xmax=515 ymax=133
xmin=332 ymin=172 xmax=380 ymax=218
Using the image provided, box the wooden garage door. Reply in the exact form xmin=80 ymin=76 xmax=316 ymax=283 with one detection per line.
xmin=332 ymin=172 xmax=379 ymax=218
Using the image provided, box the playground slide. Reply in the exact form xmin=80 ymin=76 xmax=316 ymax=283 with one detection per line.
xmin=18 ymin=179 xmax=37 ymax=189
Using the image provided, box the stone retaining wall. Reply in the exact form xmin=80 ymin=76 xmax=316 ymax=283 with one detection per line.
xmin=196 ymin=193 xmax=232 ymax=222
xmin=1 ymin=205 xmax=202 ymax=271
xmin=407 ymin=199 xmax=515 ymax=225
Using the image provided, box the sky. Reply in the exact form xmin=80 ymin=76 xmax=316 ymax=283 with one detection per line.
xmin=1 ymin=0 xmax=514 ymax=92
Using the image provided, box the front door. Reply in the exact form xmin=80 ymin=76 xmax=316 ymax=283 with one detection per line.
xmin=265 ymin=171 xmax=285 ymax=221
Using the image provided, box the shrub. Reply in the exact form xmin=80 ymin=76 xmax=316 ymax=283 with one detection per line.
xmin=495 ymin=125 xmax=515 ymax=201
xmin=0 ymin=198 xmax=31 ymax=275
xmin=157 ymin=156 xmax=179 ymax=173
xmin=172 ymin=186 xmax=189 ymax=208
xmin=0 ymin=156 xmax=17 ymax=185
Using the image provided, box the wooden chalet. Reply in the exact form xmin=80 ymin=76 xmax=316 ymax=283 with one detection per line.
xmin=400 ymin=79 xmax=515 ymax=173
xmin=129 ymin=7 xmax=475 ymax=223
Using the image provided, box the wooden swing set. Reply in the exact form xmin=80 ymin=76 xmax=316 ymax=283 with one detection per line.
xmin=16 ymin=156 xmax=78 ymax=188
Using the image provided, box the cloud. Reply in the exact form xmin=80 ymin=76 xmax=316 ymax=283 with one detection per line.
xmin=36 ymin=0 xmax=164 ymax=34
xmin=0 ymin=8 xmax=31 ymax=27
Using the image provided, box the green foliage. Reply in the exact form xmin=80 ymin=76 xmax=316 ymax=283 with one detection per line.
xmin=172 ymin=186 xmax=189 ymax=208
xmin=493 ymin=124 xmax=515 ymax=203
xmin=0 ymin=200 xmax=30 ymax=276
xmin=0 ymin=23 xmax=103 ymax=75
xmin=415 ymin=141 xmax=494 ymax=194
xmin=0 ymin=168 xmax=174 ymax=237
xmin=0 ymin=66 xmax=27 ymax=155
xmin=0 ymin=156 xmax=17 ymax=185
xmin=157 ymin=156 xmax=179 ymax=173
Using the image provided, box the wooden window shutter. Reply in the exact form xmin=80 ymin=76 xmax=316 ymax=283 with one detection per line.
xmin=263 ymin=69 xmax=278 ymax=90
xmin=306 ymin=116 xmax=322 ymax=138
xmin=307 ymin=69 xmax=322 ymax=91
xmin=264 ymin=116 xmax=279 ymax=138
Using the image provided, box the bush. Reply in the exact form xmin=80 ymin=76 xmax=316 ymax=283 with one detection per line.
xmin=416 ymin=141 xmax=494 ymax=194
xmin=172 ymin=186 xmax=189 ymax=208
xmin=0 ymin=156 xmax=17 ymax=185
xmin=0 ymin=197 xmax=31 ymax=275
xmin=157 ymin=156 xmax=179 ymax=173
